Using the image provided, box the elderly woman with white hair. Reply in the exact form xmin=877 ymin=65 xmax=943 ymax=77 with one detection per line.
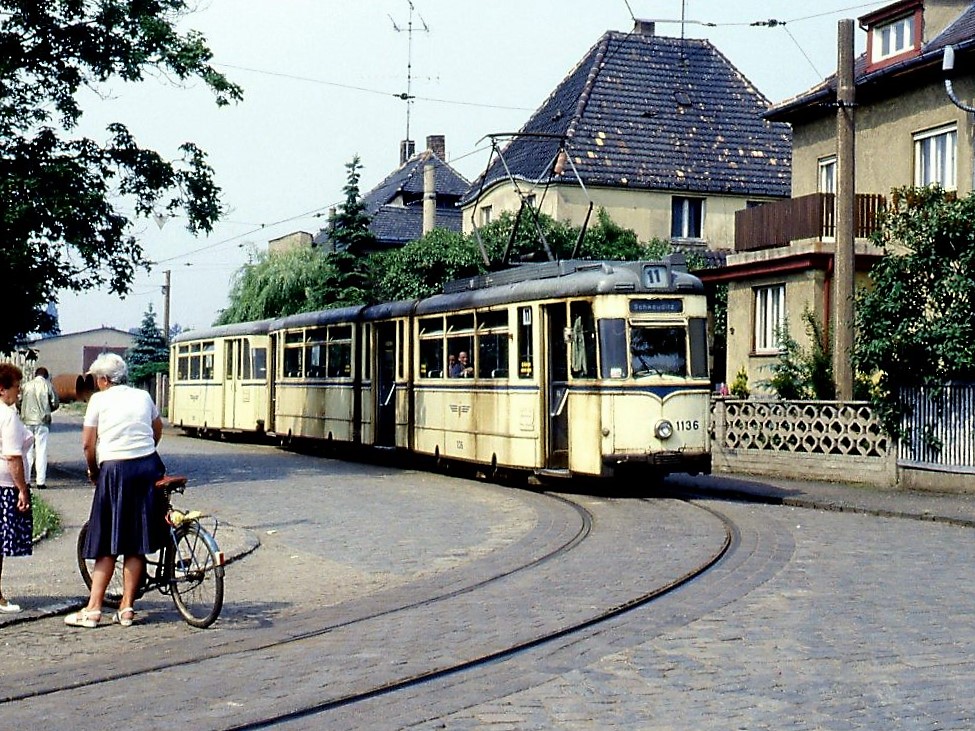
xmin=65 ymin=353 xmax=165 ymax=628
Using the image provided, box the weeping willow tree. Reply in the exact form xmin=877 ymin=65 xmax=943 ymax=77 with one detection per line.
xmin=215 ymin=246 xmax=338 ymax=324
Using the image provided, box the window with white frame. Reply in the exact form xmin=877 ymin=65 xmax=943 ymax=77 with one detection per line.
xmin=754 ymin=284 xmax=785 ymax=354
xmin=818 ymin=156 xmax=836 ymax=194
xmin=914 ymin=125 xmax=957 ymax=190
xmin=480 ymin=205 xmax=493 ymax=226
xmin=872 ymin=14 xmax=915 ymax=62
xmin=671 ymin=196 xmax=704 ymax=239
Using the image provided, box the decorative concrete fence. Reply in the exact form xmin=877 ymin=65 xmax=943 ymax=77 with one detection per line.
xmin=711 ymin=398 xmax=898 ymax=487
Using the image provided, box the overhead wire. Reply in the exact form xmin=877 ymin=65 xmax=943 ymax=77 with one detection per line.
xmin=162 ymin=0 xmax=890 ymax=270
xmin=214 ymin=63 xmax=533 ymax=113
xmin=151 ymin=204 xmax=337 ymax=265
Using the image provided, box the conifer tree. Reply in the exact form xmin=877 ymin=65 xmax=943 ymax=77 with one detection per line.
xmin=317 ymin=156 xmax=375 ymax=306
xmin=126 ymin=305 xmax=169 ymax=387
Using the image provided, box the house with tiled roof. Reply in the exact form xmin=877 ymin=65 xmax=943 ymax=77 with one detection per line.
xmin=704 ymin=0 xmax=975 ymax=391
xmin=460 ymin=20 xmax=792 ymax=253
xmin=315 ymin=135 xmax=469 ymax=253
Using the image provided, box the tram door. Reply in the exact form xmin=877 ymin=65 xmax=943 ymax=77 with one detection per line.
xmin=223 ymin=338 xmax=259 ymax=431
xmin=375 ymin=322 xmax=397 ymax=447
xmin=543 ymin=304 xmax=570 ymax=469
xmin=222 ymin=338 xmax=241 ymax=429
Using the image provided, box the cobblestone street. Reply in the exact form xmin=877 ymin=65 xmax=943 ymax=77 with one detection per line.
xmin=1 ymin=417 xmax=973 ymax=730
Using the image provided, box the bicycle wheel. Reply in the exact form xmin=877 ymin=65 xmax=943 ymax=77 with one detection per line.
xmin=76 ymin=522 xmax=125 ymax=608
xmin=169 ymin=522 xmax=225 ymax=628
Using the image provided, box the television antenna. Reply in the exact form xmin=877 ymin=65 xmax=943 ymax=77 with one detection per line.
xmin=388 ymin=0 xmax=430 ymax=143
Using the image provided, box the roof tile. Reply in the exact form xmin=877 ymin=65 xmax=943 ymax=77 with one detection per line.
xmin=465 ymin=31 xmax=791 ymax=203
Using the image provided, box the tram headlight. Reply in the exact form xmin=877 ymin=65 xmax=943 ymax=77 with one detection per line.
xmin=654 ymin=419 xmax=674 ymax=440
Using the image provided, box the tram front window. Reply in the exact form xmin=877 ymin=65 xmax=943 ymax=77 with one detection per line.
xmin=630 ymin=326 xmax=687 ymax=378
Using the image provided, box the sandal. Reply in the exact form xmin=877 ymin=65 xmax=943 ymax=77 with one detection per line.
xmin=113 ymin=607 xmax=136 ymax=627
xmin=0 ymin=599 xmax=22 ymax=614
xmin=65 ymin=608 xmax=102 ymax=628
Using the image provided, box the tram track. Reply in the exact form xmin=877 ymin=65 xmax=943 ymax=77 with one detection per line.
xmin=225 ymin=497 xmax=737 ymax=730
xmin=0 ymin=493 xmax=744 ymax=730
xmin=0 ymin=491 xmax=592 ymax=704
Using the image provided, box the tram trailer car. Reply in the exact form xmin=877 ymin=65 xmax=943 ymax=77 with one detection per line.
xmin=169 ymin=320 xmax=273 ymax=436
xmin=169 ymin=258 xmax=711 ymax=479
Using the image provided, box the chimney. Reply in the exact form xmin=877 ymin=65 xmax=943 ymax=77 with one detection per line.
xmin=422 ymin=159 xmax=437 ymax=235
xmin=426 ymin=134 xmax=446 ymax=160
xmin=400 ymin=139 xmax=415 ymax=165
xmin=633 ymin=19 xmax=655 ymax=36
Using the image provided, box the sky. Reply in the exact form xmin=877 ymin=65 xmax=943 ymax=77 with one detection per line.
xmin=56 ymin=0 xmax=889 ymax=336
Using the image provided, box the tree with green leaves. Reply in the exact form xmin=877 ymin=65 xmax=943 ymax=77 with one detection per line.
xmin=373 ymin=207 xmax=663 ymax=302
xmin=853 ymin=186 xmax=975 ymax=430
xmin=372 ymin=229 xmax=485 ymax=302
xmin=217 ymin=157 xmax=377 ymax=323
xmin=762 ymin=309 xmax=835 ymax=400
xmin=321 ymin=155 xmax=375 ymax=306
xmin=126 ymin=304 xmax=169 ymax=387
xmin=0 ymin=1 xmax=241 ymax=352
xmin=216 ymin=246 xmax=337 ymax=324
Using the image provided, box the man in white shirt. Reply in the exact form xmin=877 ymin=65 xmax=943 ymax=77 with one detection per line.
xmin=19 ymin=366 xmax=59 ymax=489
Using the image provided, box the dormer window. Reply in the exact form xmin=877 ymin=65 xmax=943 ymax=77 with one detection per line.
xmin=861 ymin=1 xmax=921 ymax=70
xmin=873 ymin=14 xmax=915 ymax=61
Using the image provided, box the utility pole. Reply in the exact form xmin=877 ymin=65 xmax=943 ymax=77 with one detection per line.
xmin=834 ymin=19 xmax=856 ymax=400
xmin=162 ymin=269 xmax=171 ymax=345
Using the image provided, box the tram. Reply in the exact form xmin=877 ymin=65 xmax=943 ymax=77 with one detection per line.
xmin=169 ymin=256 xmax=712 ymax=479
xmin=169 ymin=319 xmax=273 ymax=435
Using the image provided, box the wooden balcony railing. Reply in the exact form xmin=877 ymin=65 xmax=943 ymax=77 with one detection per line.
xmin=735 ymin=193 xmax=886 ymax=252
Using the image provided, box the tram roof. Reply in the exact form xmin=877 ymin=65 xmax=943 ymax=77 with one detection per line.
xmin=269 ymin=305 xmax=366 ymax=331
xmin=416 ymin=259 xmax=703 ymax=315
xmin=170 ymin=318 xmax=275 ymax=344
xmin=225 ymin=259 xmax=703 ymax=336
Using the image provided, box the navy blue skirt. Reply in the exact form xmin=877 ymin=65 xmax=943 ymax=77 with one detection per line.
xmin=0 ymin=487 xmax=32 ymax=557
xmin=82 ymin=452 xmax=166 ymax=559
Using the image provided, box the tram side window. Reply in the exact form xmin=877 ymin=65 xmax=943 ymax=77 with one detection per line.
xmin=189 ymin=343 xmax=202 ymax=379
xmin=305 ymin=328 xmax=327 ymax=378
xmin=631 ymin=326 xmax=687 ymax=377
xmin=253 ymin=347 xmax=268 ymax=380
xmin=225 ymin=343 xmax=235 ymax=379
xmin=688 ymin=318 xmax=709 ymax=379
xmin=283 ymin=332 xmax=303 ymax=377
xmin=477 ymin=310 xmax=509 ymax=378
xmin=518 ymin=307 xmax=534 ymax=378
xmin=398 ymin=320 xmax=405 ymax=379
xmin=419 ymin=338 xmax=445 ymax=378
xmin=327 ymin=325 xmax=353 ymax=378
xmin=599 ymin=319 xmax=629 ymax=379
xmin=201 ymin=342 xmax=215 ymax=380
xmin=177 ymin=345 xmax=190 ymax=380
xmin=362 ymin=324 xmax=372 ymax=380
xmin=447 ymin=313 xmax=475 ymax=378
xmin=240 ymin=339 xmax=252 ymax=379
xmin=418 ymin=317 xmax=445 ymax=378
xmin=569 ymin=302 xmax=597 ymax=379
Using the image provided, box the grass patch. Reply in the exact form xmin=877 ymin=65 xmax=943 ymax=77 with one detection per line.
xmin=58 ymin=401 xmax=88 ymax=416
xmin=31 ymin=492 xmax=61 ymax=541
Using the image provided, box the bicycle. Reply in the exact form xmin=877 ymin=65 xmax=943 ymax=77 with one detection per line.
xmin=76 ymin=475 xmax=225 ymax=628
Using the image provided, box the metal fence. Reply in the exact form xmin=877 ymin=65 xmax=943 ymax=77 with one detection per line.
xmin=899 ymin=383 xmax=975 ymax=474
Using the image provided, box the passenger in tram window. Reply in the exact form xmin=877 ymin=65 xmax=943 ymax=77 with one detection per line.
xmin=446 ymin=354 xmax=456 ymax=377
xmin=450 ymin=351 xmax=473 ymax=378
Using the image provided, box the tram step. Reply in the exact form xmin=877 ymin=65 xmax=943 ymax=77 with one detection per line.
xmin=536 ymin=468 xmax=572 ymax=479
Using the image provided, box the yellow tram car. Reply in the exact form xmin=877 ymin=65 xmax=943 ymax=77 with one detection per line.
xmin=170 ymin=257 xmax=711 ymax=480
xmin=168 ymin=320 xmax=273 ymax=435
xmin=405 ymin=258 xmax=711 ymax=478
